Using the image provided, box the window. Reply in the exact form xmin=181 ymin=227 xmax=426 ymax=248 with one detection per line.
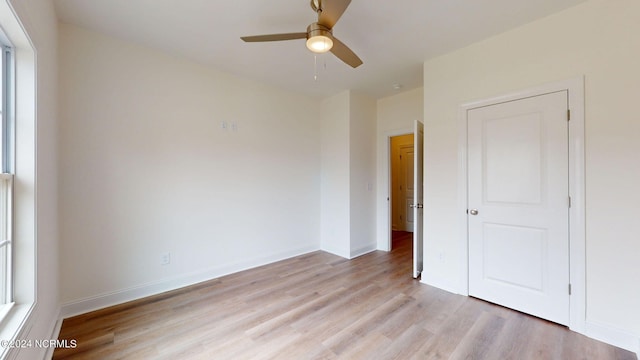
xmin=0 ymin=35 xmax=14 ymax=314
xmin=0 ymin=4 xmax=37 ymax=355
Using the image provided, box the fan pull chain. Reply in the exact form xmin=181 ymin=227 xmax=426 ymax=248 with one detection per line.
xmin=314 ymin=55 xmax=318 ymax=81
xmin=313 ymin=55 xmax=328 ymax=81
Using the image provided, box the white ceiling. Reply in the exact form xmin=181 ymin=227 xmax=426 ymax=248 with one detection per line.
xmin=53 ymin=0 xmax=587 ymax=99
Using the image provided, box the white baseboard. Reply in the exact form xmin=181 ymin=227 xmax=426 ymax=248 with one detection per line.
xmin=42 ymin=316 xmax=64 ymax=360
xmin=320 ymin=245 xmax=350 ymax=259
xmin=60 ymin=245 xmax=319 ymax=319
xmin=350 ymin=244 xmax=377 ymax=259
xmin=583 ymin=319 xmax=640 ymax=356
xmin=420 ymin=276 xmax=463 ymax=296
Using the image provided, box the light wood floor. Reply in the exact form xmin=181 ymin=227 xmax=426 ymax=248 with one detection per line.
xmin=55 ymin=232 xmax=636 ymax=360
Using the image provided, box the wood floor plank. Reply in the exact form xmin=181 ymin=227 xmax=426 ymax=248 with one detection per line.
xmin=411 ymin=298 xmax=488 ymax=359
xmin=290 ymin=283 xmax=396 ymax=340
xmin=482 ymin=311 xmax=536 ymax=360
xmin=54 ymin=232 xmax=637 ymax=360
xmin=379 ymin=324 xmax=433 ymax=360
xmin=335 ymin=331 xmax=392 ymax=360
xmin=447 ymin=311 xmax=506 ymax=359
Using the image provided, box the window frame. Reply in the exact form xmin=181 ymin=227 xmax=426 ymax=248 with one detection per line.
xmin=0 ymin=3 xmax=38 ymax=357
xmin=0 ymin=33 xmax=15 ymax=319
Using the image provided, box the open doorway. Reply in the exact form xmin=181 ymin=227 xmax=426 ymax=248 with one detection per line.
xmin=389 ymin=133 xmax=414 ymax=251
xmin=387 ymin=120 xmax=424 ymax=278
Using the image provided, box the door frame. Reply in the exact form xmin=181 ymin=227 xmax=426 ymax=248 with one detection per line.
xmin=382 ymin=128 xmax=414 ymax=252
xmin=413 ymin=120 xmax=424 ymax=278
xmin=457 ymin=77 xmax=585 ymax=332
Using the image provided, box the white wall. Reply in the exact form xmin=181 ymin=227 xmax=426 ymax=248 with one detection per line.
xmin=348 ymin=92 xmax=376 ymax=257
xmin=375 ymin=88 xmax=423 ymax=250
xmin=58 ymin=24 xmax=322 ymax=314
xmin=320 ymin=90 xmax=377 ymax=258
xmin=421 ymin=0 xmax=640 ymax=352
xmin=1 ymin=0 xmax=60 ymax=359
xmin=320 ymin=92 xmax=350 ymax=258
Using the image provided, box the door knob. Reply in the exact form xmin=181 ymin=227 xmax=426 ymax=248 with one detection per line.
xmin=469 ymin=209 xmax=479 ymax=215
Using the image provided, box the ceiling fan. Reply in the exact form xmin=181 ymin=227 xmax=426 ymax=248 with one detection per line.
xmin=241 ymin=0 xmax=363 ymax=68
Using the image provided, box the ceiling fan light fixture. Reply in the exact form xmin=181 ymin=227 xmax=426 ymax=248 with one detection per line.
xmin=306 ymin=23 xmax=333 ymax=53
xmin=306 ymin=35 xmax=333 ymax=53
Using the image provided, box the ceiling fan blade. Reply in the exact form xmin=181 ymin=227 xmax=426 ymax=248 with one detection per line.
xmin=330 ymin=37 xmax=362 ymax=68
xmin=317 ymin=0 xmax=352 ymax=29
xmin=241 ymin=32 xmax=307 ymax=42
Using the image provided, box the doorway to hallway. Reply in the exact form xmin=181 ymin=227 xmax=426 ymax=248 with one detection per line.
xmin=388 ymin=120 xmax=424 ymax=278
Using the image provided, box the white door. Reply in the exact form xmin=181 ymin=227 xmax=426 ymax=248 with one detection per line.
xmin=400 ymin=144 xmax=415 ymax=231
xmin=467 ymin=91 xmax=570 ymax=325
xmin=412 ymin=120 xmax=424 ymax=279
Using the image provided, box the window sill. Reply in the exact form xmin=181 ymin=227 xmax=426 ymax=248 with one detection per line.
xmin=0 ymin=303 xmax=34 ymax=359
xmin=0 ymin=303 xmax=14 ymax=326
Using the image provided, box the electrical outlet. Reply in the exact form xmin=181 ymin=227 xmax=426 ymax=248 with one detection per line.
xmin=161 ymin=252 xmax=171 ymax=266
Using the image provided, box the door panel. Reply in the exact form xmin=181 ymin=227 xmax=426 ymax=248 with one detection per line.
xmin=413 ymin=120 xmax=424 ymax=279
xmin=484 ymin=113 xmax=543 ymax=204
xmin=483 ymin=223 xmax=546 ymax=291
xmin=401 ymin=145 xmax=415 ymax=229
xmin=468 ymin=91 xmax=569 ymax=325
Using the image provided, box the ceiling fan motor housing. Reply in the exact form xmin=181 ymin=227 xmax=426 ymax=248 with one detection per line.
xmin=307 ymin=23 xmax=333 ymax=40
